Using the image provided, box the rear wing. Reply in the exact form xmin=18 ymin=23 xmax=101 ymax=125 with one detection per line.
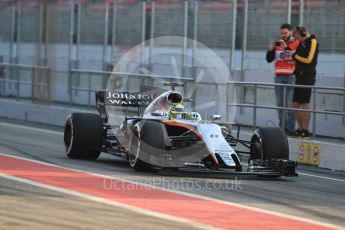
xmin=95 ymin=91 xmax=154 ymax=121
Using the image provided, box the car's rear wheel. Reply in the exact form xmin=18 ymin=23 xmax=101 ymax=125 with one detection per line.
xmin=250 ymin=127 xmax=289 ymax=160
xmin=64 ymin=113 xmax=103 ymax=160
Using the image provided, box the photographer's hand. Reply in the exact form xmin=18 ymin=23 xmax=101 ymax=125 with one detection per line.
xmin=268 ymin=41 xmax=276 ymax=51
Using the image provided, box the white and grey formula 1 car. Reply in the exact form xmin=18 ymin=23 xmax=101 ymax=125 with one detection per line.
xmin=64 ymin=83 xmax=297 ymax=178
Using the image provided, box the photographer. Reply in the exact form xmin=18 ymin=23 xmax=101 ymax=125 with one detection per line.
xmin=287 ymin=25 xmax=319 ymax=138
xmin=266 ymin=23 xmax=299 ymax=134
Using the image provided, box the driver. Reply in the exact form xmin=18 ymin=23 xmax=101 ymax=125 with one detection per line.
xmin=168 ymin=103 xmax=188 ymax=120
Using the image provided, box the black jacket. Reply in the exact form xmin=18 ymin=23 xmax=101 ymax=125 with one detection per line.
xmin=292 ymin=35 xmax=319 ymax=84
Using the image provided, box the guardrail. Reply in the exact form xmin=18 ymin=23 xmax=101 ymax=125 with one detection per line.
xmin=228 ymin=82 xmax=345 ymax=138
xmin=1 ymin=65 xmax=344 ymax=138
xmin=0 ymin=63 xmax=50 ymax=102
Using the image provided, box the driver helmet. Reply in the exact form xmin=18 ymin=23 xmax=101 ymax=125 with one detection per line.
xmin=168 ymin=103 xmax=187 ymax=120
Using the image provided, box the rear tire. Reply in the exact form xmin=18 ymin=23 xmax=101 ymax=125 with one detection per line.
xmin=250 ymin=127 xmax=289 ymax=160
xmin=64 ymin=113 xmax=103 ymax=160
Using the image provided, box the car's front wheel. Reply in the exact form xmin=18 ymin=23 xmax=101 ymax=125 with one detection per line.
xmin=250 ymin=127 xmax=289 ymax=160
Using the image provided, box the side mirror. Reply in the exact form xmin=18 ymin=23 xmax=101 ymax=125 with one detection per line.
xmin=211 ymin=115 xmax=221 ymax=122
xmin=190 ymin=112 xmax=201 ymax=121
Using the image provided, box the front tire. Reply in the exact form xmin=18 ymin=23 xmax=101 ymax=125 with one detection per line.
xmin=64 ymin=113 xmax=103 ymax=160
xmin=250 ymin=127 xmax=289 ymax=160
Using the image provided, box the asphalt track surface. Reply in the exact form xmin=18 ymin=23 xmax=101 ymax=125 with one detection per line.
xmin=0 ymin=118 xmax=344 ymax=229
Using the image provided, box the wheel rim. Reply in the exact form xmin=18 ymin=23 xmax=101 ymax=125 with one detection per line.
xmin=250 ymin=134 xmax=263 ymax=159
xmin=129 ymin=125 xmax=140 ymax=167
xmin=64 ymin=116 xmax=73 ymax=153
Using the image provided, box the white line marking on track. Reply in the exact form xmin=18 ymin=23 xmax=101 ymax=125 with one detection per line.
xmin=243 ymin=163 xmax=345 ymax=183
xmin=299 ymin=172 xmax=345 ymax=183
xmin=0 ymin=173 xmax=220 ymax=230
xmin=0 ymin=122 xmax=63 ymax=135
xmin=0 ymin=153 xmax=341 ymax=230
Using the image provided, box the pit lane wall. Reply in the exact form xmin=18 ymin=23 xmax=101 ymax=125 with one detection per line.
xmin=0 ymin=98 xmax=344 ymax=172
xmin=288 ymin=138 xmax=345 ymax=172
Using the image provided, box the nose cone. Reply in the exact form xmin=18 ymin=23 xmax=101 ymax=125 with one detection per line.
xmin=197 ymin=124 xmax=236 ymax=167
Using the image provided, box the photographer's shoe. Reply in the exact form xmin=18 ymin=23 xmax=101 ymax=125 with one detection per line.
xmin=301 ymin=129 xmax=311 ymax=139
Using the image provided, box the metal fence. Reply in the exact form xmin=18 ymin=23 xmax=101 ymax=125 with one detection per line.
xmin=0 ymin=61 xmax=344 ymax=137
xmin=0 ymin=63 xmax=50 ymax=101
xmin=228 ymin=82 xmax=345 ymax=138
